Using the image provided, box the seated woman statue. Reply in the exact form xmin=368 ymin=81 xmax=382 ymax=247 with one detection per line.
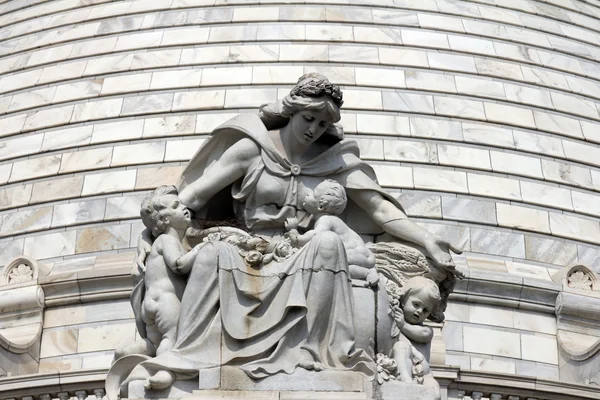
xmin=121 ymin=73 xmax=461 ymax=392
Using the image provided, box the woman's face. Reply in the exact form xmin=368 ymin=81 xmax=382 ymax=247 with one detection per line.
xmin=289 ymin=108 xmax=333 ymax=145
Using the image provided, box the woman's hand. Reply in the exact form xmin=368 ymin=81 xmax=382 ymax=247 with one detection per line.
xmin=424 ymin=236 xmax=463 ymax=275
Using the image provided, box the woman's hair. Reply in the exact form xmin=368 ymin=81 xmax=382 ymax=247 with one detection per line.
xmin=315 ymin=179 xmax=347 ymax=215
xmin=140 ymin=185 xmax=179 ymax=236
xmin=258 ymin=73 xmax=345 ymax=143
xmin=399 ymin=276 xmax=442 ymax=308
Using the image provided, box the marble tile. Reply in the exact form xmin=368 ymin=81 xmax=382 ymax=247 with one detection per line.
xmin=186 ymin=7 xmax=233 ymax=23
xmin=165 ymin=139 xmax=204 ymax=162
xmin=497 ymin=203 xmax=550 ymax=233
xmin=329 ymin=45 xmax=379 ymax=63
xmin=538 ymin=49 xmax=584 ymax=75
xmin=354 ymin=67 xmax=404 ymax=88
xmin=524 ymin=235 xmax=578 ymax=266
xmin=354 ymin=26 xmax=403 ymax=44
xmin=195 ymin=113 xmax=239 ymax=134
xmin=442 ymin=197 xmax=497 ymax=224
xmin=0 ymin=206 xmax=53 ymax=236
xmin=121 ymin=93 xmax=173 ymax=116
xmin=434 ymin=96 xmax=485 ymax=120
xmin=417 ymin=221 xmax=471 ymax=251
xmin=455 ymin=76 xmax=505 ymax=99
xmin=379 ymin=48 xmax=429 ymax=67
xmin=578 ymin=245 xmax=600 ymax=271
xmin=0 ymin=238 xmax=24 ymax=267
xmin=542 ymin=160 xmax=592 ymax=188
xmin=0 ymin=69 xmax=41 ymax=94
xmin=76 ymin=224 xmax=131 ymax=254
xmin=401 ymin=29 xmax=449 ymax=49
xmin=306 ymin=24 xmax=351 ymax=41
xmin=279 ymin=44 xmax=327 ymax=61
xmin=201 ymin=66 xmax=253 ymax=86
xmin=230 ymin=44 xmax=280 ymax=62
xmin=71 ymin=98 xmax=123 ymax=122
xmin=225 ymin=88 xmax=277 ymax=108
xmin=383 ymin=140 xmax=437 ymax=163
xmin=23 ymin=230 xmax=77 ymax=260
xmin=513 ymin=131 xmax=564 ymax=158
xmin=418 ymin=13 xmax=464 ymax=32
xmin=77 ymin=322 xmax=136 ymax=353
xmin=60 ymin=147 xmax=113 ymax=173
xmin=105 ymin=194 xmax=147 ymax=220
xmin=91 ymin=120 xmax=144 ymax=144
xmin=0 ymin=114 xmax=27 ymax=137
xmin=115 ymin=31 xmax=163 ymax=51
xmin=260 ymin=24 xmax=306 ymax=41
xmin=111 ymin=142 xmax=166 ymax=166
xmin=572 ymin=190 xmax=600 ymax=217
xmin=533 ymin=111 xmax=583 ymax=139
xmin=485 ymin=102 xmax=536 ymax=129
xmin=30 ymin=176 xmax=82 ymax=204
xmin=521 ymin=66 xmax=570 ymax=91
xmin=406 ymin=71 xmax=456 ymax=93
xmin=520 ymin=180 xmax=572 ymax=210
xmin=410 ymin=117 xmax=462 ymax=141
xmin=172 ymin=90 xmax=226 ymax=111
xmin=143 ymin=115 xmax=196 ymax=137
xmin=449 ymin=35 xmax=496 ymax=56
xmin=0 ymin=164 xmax=11 ymax=184
xmin=84 ymin=53 xmax=133 ymax=76
xmin=463 ymin=325 xmax=521 ymax=358
xmin=470 ymin=227 xmax=525 ymax=258
xmin=493 ymin=42 xmax=541 ymax=64
xmin=54 ymin=79 xmax=103 ymax=103
xmin=397 ymin=191 xmax=441 ymax=218
xmin=549 ymin=213 xmax=600 ymax=243
xmin=98 ymin=15 xmax=144 ymax=35
xmin=438 ymin=144 xmax=491 ymax=170
xmin=504 ymin=84 xmax=553 ymax=109
xmin=131 ymin=49 xmax=182 ymax=69
xmin=101 ymin=73 xmax=152 ymax=95
xmin=209 ymin=25 xmax=258 ymax=42
xmin=490 ymin=151 xmax=543 ymax=179
xmin=563 ymin=140 xmax=600 ymax=167
xmin=413 ymin=167 xmax=468 ymax=193
xmin=38 ymin=357 xmax=82 ymax=373
xmin=551 ymin=92 xmax=598 ymax=119
xmin=304 ymin=65 xmax=355 ymax=85
xmin=135 ymin=165 xmax=186 ymax=189
xmin=465 ymin=255 xmax=508 ymax=273
xmin=40 ymin=329 xmax=78 ymax=358
xmin=371 ymin=165 xmax=413 ymax=188
xmin=24 ymin=105 xmax=74 ymax=131
xmin=0 ymin=133 xmax=43 ymax=161
xmin=161 ymin=27 xmax=210 ymax=46
xmin=471 ymin=358 xmax=516 ymax=374
xmin=10 ymin=155 xmax=61 ymax=182
xmin=142 ymin=10 xmax=188 ymax=29
xmin=382 ymin=92 xmax=434 ymax=113
xmin=325 ymin=6 xmax=373 ymax=23
xmin=356 ymin=114 xmax=410 ymax=136
xmin=279 ymin=5 xmax=326 ymax=21
xmin=71 ymin=37 xmax=117 ymax=58
xmin=475 ymin=58 xmax=524 ymax=80
xmin=51 ymin=199 xmax=106 ymax=228
xmin=580 ymin=120 xmax=600 ymax=144
xmin=150 ymin=69 xmax=202 ymax=90
xmin=8 ymin=87 xmax=57 ymax=112
xmin=82 ymin=170 xmax=137 ymax=196
xmin=343 ymin=90 xmax=382 ymax=110
xmin=521 ymin=334 xmax=558 ymax=364
xmin=232 ymin=6 xmax=278 ymax=21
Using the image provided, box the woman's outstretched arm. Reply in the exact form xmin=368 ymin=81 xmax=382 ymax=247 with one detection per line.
xmin=348 ymin=189 xmax=461 ymax=269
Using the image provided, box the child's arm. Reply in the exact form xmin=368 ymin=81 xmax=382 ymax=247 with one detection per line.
xmin=158 ymin=236 xmax=196 ymax=274
xmin=400 ymin=323 xmax=434 ymax=344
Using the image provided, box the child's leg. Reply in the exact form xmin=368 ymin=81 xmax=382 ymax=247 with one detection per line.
xmin=391 ymin=340 xmax=414 ymax=383
xmin=154 ymin=293 xmax=181 ymax=355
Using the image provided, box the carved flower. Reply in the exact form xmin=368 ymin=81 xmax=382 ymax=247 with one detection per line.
xmin=244 ymin=250 xmax=263 ymax=267
xmin=568 ymin=270 xmax=593 ymax=290
xmin=204 ymin=232 xmax=223 ymax=243
xmin=273 ymin=240 xmax=295 ymax=261
xmin=8 ymin=264 xmax=33 ymax=283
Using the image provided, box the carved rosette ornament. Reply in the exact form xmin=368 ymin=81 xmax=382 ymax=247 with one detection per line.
xmin=568 ymin=270 xmax=594 ymax=290
xmin=7 ymin=263 xmax=34 ymax=284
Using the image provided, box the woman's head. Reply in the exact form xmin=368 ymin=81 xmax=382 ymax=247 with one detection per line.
xmin=259 ymin=73 xmax=345 ymax=144
xmin=399 ymin=276 xmax=441 ymax=324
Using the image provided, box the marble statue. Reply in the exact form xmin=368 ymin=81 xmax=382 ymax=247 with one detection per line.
xmin=107 ymin=73 xmax=462 ymax=399
xmin=285 ymin=179 xmax=379 ymax=287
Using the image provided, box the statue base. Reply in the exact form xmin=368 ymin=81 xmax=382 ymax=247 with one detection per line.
xmin=378 ymin=380 xmax=438 ymax=400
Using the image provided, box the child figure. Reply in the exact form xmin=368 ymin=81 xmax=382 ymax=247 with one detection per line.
xmin=120 ymin=186 xmax=199 ymax=362
xmin=285 ymin=179 xmax=378 ymax=286
xmin=390 ymin=276 xmax=441 ymax=389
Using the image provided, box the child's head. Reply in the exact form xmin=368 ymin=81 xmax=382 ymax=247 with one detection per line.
xmin=140 ymin=185 xmax=191 ymax=237
xmin=399 ymin=276 xmax=441 ymax=324
xmin=303 ymin=179 xmax=347 ymax=215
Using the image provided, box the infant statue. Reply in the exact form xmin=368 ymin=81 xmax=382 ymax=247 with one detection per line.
xmin=285 ymin=179 xmax=379 ymax=287
xmin=116 ymin=185 xmax=198 ymax=361
xmin=390 ymin=276 xmax=441 ymax=390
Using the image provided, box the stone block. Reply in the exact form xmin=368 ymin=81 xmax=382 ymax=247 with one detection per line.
xmin=379 ymin=47 xmax=428 ymax=67
xmin=38 ymin=356 xmax=82 ymax=373
xmin=382 ymin=92 xmax=434 ymax=113
xmin=534 ymin=111 xmax=583 ymax=138
xmin=471 ymin=357 xmax=516 ymax=374
xmin=397 ymin=192 xmax=441 ymax=218
xmin=449 ymin=35 xmax=496 ymax=56
xmin=82 ymin=170 xmax=136 ymax=196
xmin=485 ymin=103 xmax=536 ymax=129
xmin=8 ymin=87 xmax=57 ymax=112
xmin=202 ymin=66 xmax=253 ymax=86
xmin=463 ymin=325 xmax=521 ymax=358
xmin=470 ymin=227 xmax=525 ymax=258
xmin=39 ymin=60 xmax=86 ymax=84
xmin=0 ymin=238 xmax=24 ymax=267
xmin=91 ymin=120 xmax=144 ymax=144
xmin=355 ymin=26 xmax=403 ymax=45
xmin=114 ymin=31 xmax=163 ymax=51
xmin=172 ymin=90 xmax=225 ymax=111
xmin=135 ymin=165 xmax=185 ymax=190
xmin=75 ymin=225 xmax=131 ymax=254
xmin=549 ymin=213 xmax=600 ymax=243
xmin=461 ymin=122 xmax=514 ymax=148
xmin=354 ymin=67 xmax=403 ymax=89
xmin=30 ymin=176 xmax=82 ymax=204
xmin=105 ymin=194 xmax=147 ymax=220
xmin=161 ymin=27 xmax=210 ymax=46
xmin=504 ymin=84 xmax=553 ymax=109
xmin=23 ymin=231 xmax=76 ymax=260
xmin=180 ymin=46 xmax=230 ymax=65
xmin=143 ymin=115 xmax=196 ymax=137
xmin=71 ymin=98 xmax=123 ymax=122
xmin=0 ymin=206 xmax=53 ymax=236
xmin=128 ymin=379 xmax=198 ymax=399
xmin=410 ymin=117 xmax=462 ymax=141
xmin=521 ymin=334 xmax=558 ymax=364
xmin=514 ymin=129 xmax=565 ymax=159
xmin=383 ymin=140 xmax=436 ymax=163
xmin=150 ymin=69 xmax=203 ymax=90
xmin=53 ymin=79 xmax=103 ymax=103
xmin=42 ymin=125 xmax=93 ymax=152
xmin=427 ymin=52 xmax=476 ymax=73
xmin=469 ymin=304 xmax=514 ymax=329
xmin=402 ymin=29 xmax=449 ymax=49
xmin=24 ymin=105 xmax=74 ymax=131
xmin=413 ymin=167 xmax=468 ymax=193
xmin=496 ymin=204 xmax=550 ymax=233
xmin=542 ymin=159 xmax=592 ymax=188
xmin=101 ymin=73 xmax=152 ymax=95
xmin=490 ymin=151 xmax=543 ymax=179
xmin=165 ymin=139 xmax=205 ymax=162
xmin=442 ymin=197 xmax=496 ymax=225
xmin=131 ymin=49 xmax=181 ymax=69
xmin=438 ymin=144 xmax=491 ymax=170
xmin=513 ymin=309 xmax=556 ymax=335
xmin=0 ymin=113 xmax=26 ymax=138
xmin=379 ymin=380 xmax=437 ymax=400
xmin=121 ymin=93 xmax=173 ymax=116
xmin=210 ymin=25 xmax=258 ymax=42
xmin=225 ymin=88 xmax=277 ymax=108
xmin=356 ymin=114 xmax=410 ymax=136
xmin=111 ymin=142 xmax=166 ymax=166
xmin=39 ymin=328 xmax=78 ymax=358
xmin=455 ymin=76 xmax=506 ymax=99
xmin=78 ymin=322 xmax=136 ymax=353
xmin=0 ymin=183 xmax=32 ymax=210
xmin=10 ymin=154 xmax=61 ymax=182
xmin=219 ymin=366 xmax=365 ymax=392
xmin=372 ymin=165 xmax=413 ymax=188
xmin=59 ymin=147 xmax=112 ymax=173
xmin=329 ymin=45 xmax=379 ymax=63
xmin=524 ymin=236 xmax=577 ymax=266
xmin=51 ymin=199 xmax=106 ymax=228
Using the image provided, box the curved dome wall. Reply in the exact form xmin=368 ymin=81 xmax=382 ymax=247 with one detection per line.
xmin=0 ymin=0 xmax=599 ymax=393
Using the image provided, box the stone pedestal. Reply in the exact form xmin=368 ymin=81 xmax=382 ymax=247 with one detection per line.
xmin=378 ymin=381 xmax=438 ymax=400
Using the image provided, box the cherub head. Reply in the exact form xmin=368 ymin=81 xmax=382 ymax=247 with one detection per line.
xmin=140 ymin=185 xmax=191 ymax=237
xmin=303 ymin=179 xmax=347 ymax=216
xmin=399 ymin=276 xmax=441 ymax=325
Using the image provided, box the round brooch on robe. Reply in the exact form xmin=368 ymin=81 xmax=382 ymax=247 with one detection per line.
xmin=290 ymin=165 xmax=301 ymax=175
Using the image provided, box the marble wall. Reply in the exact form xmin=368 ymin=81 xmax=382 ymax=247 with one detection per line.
xmin=0 ymin=0 xmax=599 ymax=385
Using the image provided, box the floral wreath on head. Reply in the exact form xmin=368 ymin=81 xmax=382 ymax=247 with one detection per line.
xmin=289 ymin=72 xmax=344 ymax=108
